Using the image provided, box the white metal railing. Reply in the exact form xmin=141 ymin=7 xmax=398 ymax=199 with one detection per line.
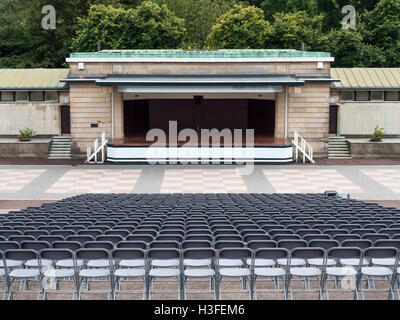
xmin=86 ymin=132 xmax=108 ymax=164
xmin=292 ymin=132 xmax=315 ymax=164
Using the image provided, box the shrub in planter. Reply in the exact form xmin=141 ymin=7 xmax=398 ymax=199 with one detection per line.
xmin=370 ymin=125 xmax=384 ymax=142
xmin=17 ymin=127 xmax=36 ymax=141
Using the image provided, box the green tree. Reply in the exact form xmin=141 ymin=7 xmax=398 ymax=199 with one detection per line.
xmin=71 ymin=5 xmax=136 ymax=52
xmin=315 ymin=0 xmax=380 ymax=30
xmin=154 ymin=0 xmax=237 ymax=48
xmin=133 ymin=1 xmax=186 ymax=49
xmin=71 ymin=2 xmax=186 ymax=52
xmin=206 ymin=5 xmax=273 ymax=49
xmin=316 ymin=28 xmax=385 ymax=67
xmin=0 ymin=0 xmax=119 ymax=67
xmin=268 ymin=11 xmax=323 ymax=50
xmin=261 ymin=0 xmax=318 ymax=21
xmin=361 ymin=0 xmax=400 ymax=66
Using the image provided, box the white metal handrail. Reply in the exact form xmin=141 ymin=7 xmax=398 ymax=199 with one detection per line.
xmin=86 ymin=132 xmax=108 ymax=164
xmin=292 ymin=132 xmax=315 ymax=164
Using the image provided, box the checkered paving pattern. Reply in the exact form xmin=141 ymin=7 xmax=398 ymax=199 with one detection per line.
xmin=262 ymin=169 xmax=364 ymax=194
xmin=46 ymin=169 xmax=142 ymax=194
xmin=361 ymin=169 xmax=400 ymax=193
xmin=160 ymin=169 xmax=247 ymax=193
xmin=0 ymin=169 xmax=45 ymax=193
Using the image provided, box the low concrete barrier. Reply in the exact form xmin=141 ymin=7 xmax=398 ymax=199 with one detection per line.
xmin=348 ymin=139 xmax=400 ymax=158
xmin=0 ymin=138 xmax=51 ymax=158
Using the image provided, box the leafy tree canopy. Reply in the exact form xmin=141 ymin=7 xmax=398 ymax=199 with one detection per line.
xmin=71 ymin=1 xmax=186 ymax=52
xmin=206 ymin=5 xmax=273 ymax=49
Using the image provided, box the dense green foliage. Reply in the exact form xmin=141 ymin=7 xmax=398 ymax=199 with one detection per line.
xmin=71 ymin=2 xmax=186 ymax=52
xmin=207 ymin=5 xmax=273 ymax=49
xmin=0 ymin=0 xmax=398 ymax=67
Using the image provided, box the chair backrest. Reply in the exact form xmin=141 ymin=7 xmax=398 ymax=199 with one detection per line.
xmin=363 ymin=247 xmax=398 ymax=260
xmin=84 ymin=241 xmax=114 ymax=251
xmin=214 ymin=240 xmax=244 ymax=250
xmin=273 ymin=234 xmax=301 ymax=242
xmin=40 ymin=248 xmax=74 ymax=262
xmin=308 ymin=240 xmax=340 ymax=250
xmin=149 ymin=241 xmax=180 ymax=250
xmin=291 ymin=247 xmax=325 ymax=260
xmin=77 ymin=229 xmax=103 ymax=237
xmin=116 ymin=241 xmax=147 ymax=250
xmin=112 ymin=248 xmax=146 ymax=261
xmin=147 ymin=248 xmax=180 ymax=260
xmin=243 ymin=234 xmax=271 ymax=242
xmin=327 ymin=247 xmax=362 ymax=260
xmin=375 ymin=239 xmax=400 ymax=250
xmin=342 ymin=239 xmax=373 ymax=250
xmin=246 ymin=240 xmax=277 ymax=251
xmin=214 ymin=235 xmax=242 ymax=242
xmin=95 ymin=235 xmax=124 ymax=244
xmin=303 ymin=234 xmax=331 ymax=242
xmin=182 ymin=240 xmax=212 ymax=250
xmin=277 ymin=240 xmax=307 ymax=251
xmin=8 ymin=235 xmax=35 ymax=243
xmin=3 ymin=249 xmax=38 ymax=266
xmin=183 ymin=248 xmax=216 ymax=260
xmin=0 ymin=241 xmax=19 ymax=251
xmin=66 ymin=235 xmax=95 ymax=245
xmin=333 ymin=234 xmax=361 ymax=244
xmin=52 ymin=241 xmax=82 ymax=251
xmin=156 ymin=235 xmax=184 ymax=243
xmin=50 ymin=230 xmax=75 ymax=238
xmin=20 ymin=241 xmax=50 ymax=251
xmin=254 ymin=248 xmax=289 ymax=261
xmin=76 ymin=248 xmax=110 ymax=261
xmin=184 ymin=235 xmax=213 ymax=242
xmin=126 ymin=235 xmax=154 ymax=243
xmin=218 ymin=248 xmax=252 ymax=260
xmin=23 ymin=230 xmax=49 ymax=237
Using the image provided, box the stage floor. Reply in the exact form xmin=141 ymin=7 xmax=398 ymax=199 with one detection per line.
xmin=108 ymin=133 xmax=291 ymax=147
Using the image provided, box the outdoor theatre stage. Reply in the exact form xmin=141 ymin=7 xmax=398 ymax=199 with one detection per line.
xmin=106 ymin=134 xmax=293 ymax=164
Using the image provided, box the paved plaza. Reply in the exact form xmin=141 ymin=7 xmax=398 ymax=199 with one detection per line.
xmin=1 ymin=164 xmax=400 ymax=212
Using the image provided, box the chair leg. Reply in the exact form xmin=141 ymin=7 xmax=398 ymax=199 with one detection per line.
xmin=2 ymin=280 xmax=7 ymax=301
xmin=388 ymin=275 xmax=395 ymax=300
xmin=218 ymin=276 xmax=222 ymax=300
xmin=8 ymin=278 xmax=14 ymax=300
xmin=253 ymin=278 xmax=257 ymax=300
xmin=324 ymin=276 xmax=330 ymax=301
xmin=78 ymin=278 xmax=84 ymax=300
xmin=37 ymin=276 xmax=42 ymax=300
xmin=318 ymin=277 xmax=323 ymax=300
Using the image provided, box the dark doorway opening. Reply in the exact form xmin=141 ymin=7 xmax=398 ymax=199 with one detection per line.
xmin=248 ymin=99 xmax=275 ymax=135
xmin=122 ymin=99 xmax=276 ymax=142
xmin=61 ymin=105 xmax=71 ymax=134
xmin=123 ymin=100 xmax=149 ymax=136
xmin=329 ymin=105 xmax=339 ymax=134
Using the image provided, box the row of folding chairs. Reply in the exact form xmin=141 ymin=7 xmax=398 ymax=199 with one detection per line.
xmin=1 ymin=245 xmax=400 ymax=300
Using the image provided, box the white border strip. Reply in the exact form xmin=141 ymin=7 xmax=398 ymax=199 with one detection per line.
xmin=66 ymin=57 xmax=335 ymax=63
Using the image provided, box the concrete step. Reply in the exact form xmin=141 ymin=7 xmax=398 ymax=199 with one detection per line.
xmin=49 ymin=152 xmax=71 ymax=156
xmin=328 ymin=156 xmax=352 ymax=159
xmin=48 ymin=157 xmax=71 ymax=159
xmin=329 ymin=146 xmax=349 ymax=150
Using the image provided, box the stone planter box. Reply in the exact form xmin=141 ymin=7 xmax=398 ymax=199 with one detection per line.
xmin=0 ymin=138 xmax=51 ymax=158
xmin=347 ymin=139 xmax=400 ymax=158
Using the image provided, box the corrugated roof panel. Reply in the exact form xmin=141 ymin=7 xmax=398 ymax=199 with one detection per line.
xmin=331 ymin=68 xmax=400 ymax=89
xmin=0 ymin=69 xmax=69 ymax=90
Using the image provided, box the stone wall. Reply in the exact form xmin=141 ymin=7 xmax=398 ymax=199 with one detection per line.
xmin=0 ymin=91 xmax=69 ymax=135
